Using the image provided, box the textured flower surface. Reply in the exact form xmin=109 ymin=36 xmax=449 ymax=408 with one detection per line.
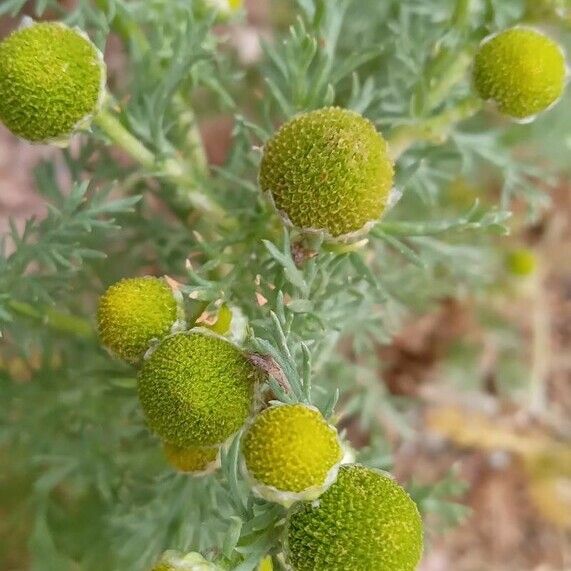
xmin=242 ymin=404 xmax=342 ymax=503
xmin=259 ymin=107 xmax=394 ymax=238
xmin=473 ymin=27 xmax=566 ymax=120
xmin=285 ymin=464 xmax=423 ymax=571
xmin=0 ymin=22 xmax=105 ymax=142
xmin=97 ymin=277 xmax=178 ymax=364
xmin=138 ymin=332 xmax=259 ymax=446
xmin=163 ymin=441 xmax=219 ymax=474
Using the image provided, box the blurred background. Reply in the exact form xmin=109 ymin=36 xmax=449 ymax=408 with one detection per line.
xmin=1 ymin=1 xmax=570 ymax=570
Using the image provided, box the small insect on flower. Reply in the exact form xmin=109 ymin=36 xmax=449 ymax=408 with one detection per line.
xmin=97 ymin=277 xmax=183 ymax=365
xmin=241 ymin=403 xmax=343 ymax=505
xmin=137 ymin=331 xmax=262 ymax=447
xmin=259 ymin=107 xmax=394 ymax=241
xmin=473 ymin=27 xmax=567 ymax=121
xmin=285 ymin=464 xmax=423 ymax=571
xmin=0 ymin=21 xmax=106 ymax=143
xmin=163 ymin=441 xmax=219 ymax=475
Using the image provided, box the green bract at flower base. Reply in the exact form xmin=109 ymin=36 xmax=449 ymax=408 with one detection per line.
xmin=285 ymin=464 xmax=423 ymax=571
xmin=97 ymin=276 xmax=182 ymax=365
xmin=151 ymin=551 xmax=223 ymax=571
xmin=242 ymin=403 xmax=343 ymax=506
xmin=259 ymin=107 xmax=394 ymax=241
xmin=137 ymin=331 xmax=261 ymax=447
xmin=163 ymin=441 xmax=219 ymax=475
xmin=0 ymin=21 xmax=106 ymax=144
xmin=473 ymin=27 xmax=567 ymax=122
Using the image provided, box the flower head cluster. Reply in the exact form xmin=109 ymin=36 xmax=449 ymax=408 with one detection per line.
xmin=97 ymin=279 xmax=261 ymax=476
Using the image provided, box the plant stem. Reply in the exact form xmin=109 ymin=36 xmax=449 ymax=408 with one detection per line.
xmin=94 ymin=0 xmax=149 ymax=52
xmin=529 ymin=266 xmax=550 ymax=416
xmin=451 ymin=0 xmax=472 ymax=28
xmin=91 ymin=10 xmax=227 ymax=224
xmin=423 ymin=0 xmax=475 ymax=111
xmin=387 ymin=96 xmax=483 ymax=160
xmin=93 ymin=107 xmax=232 ymax=225
xmin=424 ymin=50 xmax=473 ymax=112
xmin=8 ymin=300 xmax=94 ymax=339
xmin=174 ymin=94 xmax=209 ymax=177
xmin=391 ymin=0 xmax=476 ymax=159
xmin=93 ymin=108 xmax=155 ymax=169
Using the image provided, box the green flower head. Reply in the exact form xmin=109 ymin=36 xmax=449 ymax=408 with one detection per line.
xmin=285 ymin=464 xmax=423 ymax=571
xmin=137 ymin=331 xmax=261 ymax=447
xmin=505 ymin=248 xmax=537 ymax=277
xmin=163 ymin=441 xmax=219 ymax=475
xmin=242 ymin=403 xmax=343 ymax=505
xmin=0 ymin=21 xmax=106 ymax=143
xmin=259 ymin=107 xmax=394 ymax=240
xmin=473 ymin=27 xmax=566 ymax=121
xmin=97 ymin=277 xmax=180 ymax=365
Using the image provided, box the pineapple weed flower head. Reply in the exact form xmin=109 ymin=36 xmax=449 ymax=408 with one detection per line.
xmin=0 ymin=20 xmax=106 ymax=144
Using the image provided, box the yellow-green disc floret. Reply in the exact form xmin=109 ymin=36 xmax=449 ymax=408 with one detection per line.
xmin=137 ymin=332 xmax=259 ymax=446
xmin=0 ymin=22 xmax=106 ymax=142
xmin=97 ymin=277 xmax=179 ymax=364
xmin=242 ymin=404 xmax=343 ymax=504
xmin=285 ymin=464 xmax=423 ymax=571
xmin=163 ymin=441 xmax=219 ymax=474
xmin=473 ymin=27 xmax=566 ymax=120
xmin=505 ymin=248 xmax=537 ymax=276
xmin=259 ymin=107 xmax=394 ymax=239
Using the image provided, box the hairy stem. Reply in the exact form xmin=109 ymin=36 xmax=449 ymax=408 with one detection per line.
xmin=94 ymin=0 xmax=149 ymax=51
xmin=174 ymin=94 xmax=209 ymax=177
xmin=424 ymin=0 xmax=475 ymax=111
xmin=8 ymin=300 xmax=94 ymax=339
xmin=387 ymin=96 xmax=483 ymax=160
xmin=424 ymin=50 xmax=473 ymax=112
xmin=93 ymin=107 xmax=231 ymax=225
xmin=452 ymin=0 xmax=472 ymax=28
xmin=93 ymin=107 xmax=156 ymax=169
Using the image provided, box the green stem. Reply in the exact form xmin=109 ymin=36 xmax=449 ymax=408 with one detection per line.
xmin=174 ymin=94 xmax=209 ymax=177
xmin=387 ymin=96 xmax=483 ymax=160
xmin=94 ymin=0 xmax=149 ymax=52
xmin=93 ymin=108 xmax=155 ymax=169
xmin=396 ymin=0 xmax=476 ymax=157
xmin=93 ymin=107 xmax=232 ymax=226
xmin=8 ymin=300 xmax=94 ymax=339
xmin=451 ymin=0 xmax=472 ymax=28
xmin=424 ymin=50 xmax=473 ymax=112
xmin=90 ymin=10 xmax=225 ymax=222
